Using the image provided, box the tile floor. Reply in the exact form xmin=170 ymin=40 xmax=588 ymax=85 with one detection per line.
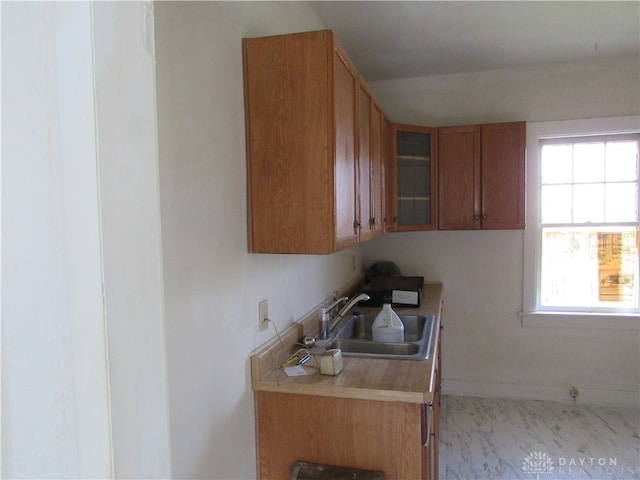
xmin=439 ymin=396 xmax=640 ymax=480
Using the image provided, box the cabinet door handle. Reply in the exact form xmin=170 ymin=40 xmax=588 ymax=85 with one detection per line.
xmin=482 ymin=214 xmax=488 ymax=220
xmin=474 ymin=215 xmax=481 ymax=221
xmin=422 ymin=402 xmax=434 ymax=447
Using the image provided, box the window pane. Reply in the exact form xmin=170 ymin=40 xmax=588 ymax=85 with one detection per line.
xmin=541 ymin=185 xmax=572 ymax=223
xmin=597 ymin=231 xmax=638 ymax=304
xmin=541 ymin=144 xmax=572 ymax=184
xmin=606 ymin=141 xmax=638 ymax=182
xmin=541 ymin=227 xmax=638 ymax=309
xmin=605 ymin=183 xmax=637 ymax=222
xmin=541 ymin=229 xmax=599 ymax=307
xmin=573 ymin=184 xmax=604 ymax=223
xmin=573 ymin=143 xmax=605 ymax=183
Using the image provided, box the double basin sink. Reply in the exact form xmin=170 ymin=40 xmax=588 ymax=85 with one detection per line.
xmin=326 ymin=312 xmax=435 ymax=360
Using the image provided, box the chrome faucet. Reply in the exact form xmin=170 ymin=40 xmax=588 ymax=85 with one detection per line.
xmin=318 ymin=293 xmax=371 ymax=340
xmin=318 ymin=296 xmax=347 ymax=340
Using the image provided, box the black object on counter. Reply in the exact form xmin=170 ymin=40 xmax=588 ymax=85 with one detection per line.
xmin=365 ymin=261 xmax=401 ymax=283
xmin=359 ymin=276 xmax=424 ymax=308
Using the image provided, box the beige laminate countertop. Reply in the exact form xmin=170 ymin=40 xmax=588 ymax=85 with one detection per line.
xmin=250 ymin=282 xmax=443 ymax=404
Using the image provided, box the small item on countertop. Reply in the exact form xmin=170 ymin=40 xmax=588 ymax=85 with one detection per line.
xmin=302 ymin=336 xmax=316 ymax=348
xmin=279 ymin=350 xmax=311 ymax=370
xmin=319 ymin=349 xmax=343 ymax=375
xmin=372 ymin=303 xmax=405 ymax=342
xmin=278 ymin=353 xmax=300 ymax=370
xmin=284 ymin=365 xmax=309 ymax=377
xmin=297 ymin=353 xmax=311 ymax=365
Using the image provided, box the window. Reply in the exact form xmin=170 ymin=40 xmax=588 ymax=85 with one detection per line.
xmin=523 ymin=117 xmax=640 ymax=326
xmin=539 ymin=135 xmax=639 ymax=312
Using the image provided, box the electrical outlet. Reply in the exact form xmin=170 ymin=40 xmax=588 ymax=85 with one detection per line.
xmin=258 ymin=300 xmax=269 ymax=332
xmin=569 ymin=386 xmax=579 ymax=401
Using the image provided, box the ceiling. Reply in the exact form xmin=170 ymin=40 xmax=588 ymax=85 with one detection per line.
xmin=306 ymin=1 xmax=640 ymax=81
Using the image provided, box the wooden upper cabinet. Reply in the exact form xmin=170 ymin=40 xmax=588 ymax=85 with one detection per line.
xmin=481 ymin=122 xmax=526 ymax=229
xmin=383 ymin=117 xmax=394 ymax=232
xmin=370 ymin=101 xmax=385 ymax=237
xmin=357 ymin=81 xmax=373 ymax=243
xmin=438 ymin=121 xmax=525 ymax=230
xmin=334 ymin=44 xmax=359 ymax=249
xmin=437 ymin=125 xmax=481 ymax=230
xmin=358 ymin=79 xmax=386 ymax=241
xmin=389 ymin=124 xmax=438 ymax=231
xmin=243 ymin=30 xmax=359 ymax=253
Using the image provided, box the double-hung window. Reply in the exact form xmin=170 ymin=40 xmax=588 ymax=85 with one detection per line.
xmin=523 ymin=117 xmax=640 ymax=325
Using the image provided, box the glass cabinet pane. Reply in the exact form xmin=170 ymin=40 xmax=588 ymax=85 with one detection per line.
xmin=393 ymin=127 xmax=436 ymax=229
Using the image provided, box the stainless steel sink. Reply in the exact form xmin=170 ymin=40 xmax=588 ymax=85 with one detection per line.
xmin=329 ymin=339 xmax=420 ymax=356
xmin=328 ymin=313 xmax=434 ymax=360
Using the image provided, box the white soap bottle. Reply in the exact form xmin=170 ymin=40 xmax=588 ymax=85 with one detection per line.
xmin=372 ymin=303 xmax=404 ymax=342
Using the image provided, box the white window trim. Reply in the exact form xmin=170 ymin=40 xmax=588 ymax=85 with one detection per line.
xmin=521 ymin=115 xmax=640 ymax=330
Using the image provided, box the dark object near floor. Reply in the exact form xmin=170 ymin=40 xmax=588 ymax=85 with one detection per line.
xmin=290 ymin=461 xmax=385 ymax=480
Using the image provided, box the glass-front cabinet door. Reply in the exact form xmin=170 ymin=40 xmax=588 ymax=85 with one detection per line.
xmin=390 ymin=124 xmax=437 ymax=231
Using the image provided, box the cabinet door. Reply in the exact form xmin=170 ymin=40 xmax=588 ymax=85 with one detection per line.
xmin=257 ymin=392 xmax=425 ymax=479
xmin=370 ymin=101 xmax=385 ymax=237
xmin=421 ymin=401 xmax=437 ymax=480
xmin=481 ymin=121 xmax=526 ymax=229
xmin=244 ymin=30 xmax=350 ymax=253
xmin=431 ymin=324 xmax=442 ymax=480
xmin=383 ymin=118 xmax=394 ymax=232
xmin=437 ymin=125 xmax=482 ymax=230
xmin=392 ymin=124 xmax=438 ymax=231
xmin=358 ymin=82 xmax=373 ymax=242
xmin=333 ymin=46 xmax=359 ymax=249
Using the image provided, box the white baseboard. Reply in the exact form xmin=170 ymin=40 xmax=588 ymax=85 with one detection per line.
xmin=441 ymin=379 xmax=639 ymax=409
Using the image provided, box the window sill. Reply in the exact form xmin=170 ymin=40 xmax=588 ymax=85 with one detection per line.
xmin=519 ymin=311 xmax=639 ymax=330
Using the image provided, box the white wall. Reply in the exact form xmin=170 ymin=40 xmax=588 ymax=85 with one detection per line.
xmin=2 ymin=2 xmax=172 ymax=478
xmin=2 ymin=3 xmax=112 ymax=477
xmin=363 ymin=56 xmax=640 ymax=407
xmin=372 ymin=56 xmax=640 ymax=126
xmin=154 ymin=2 xmax=361 ymax=478
xmin=362 ymin=231 xmax=639 ymax=406
xmin=92 ymin=2 xmax=172 ymax=477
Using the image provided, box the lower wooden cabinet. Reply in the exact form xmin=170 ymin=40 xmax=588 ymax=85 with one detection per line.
xmin=253 ymin=297 xmax=444 ymax=479
xmin=255 ymin=390 xmax=439 ymax=479
xmin=428 ymin=327 xmax=443 ymax=479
